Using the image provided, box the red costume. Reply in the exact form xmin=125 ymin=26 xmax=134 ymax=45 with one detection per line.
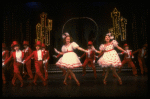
xmin=3 ymin=41 xmax=24 ymax=87
xmin=22 ymin=41 xmax=33 ymax=79
xmin=2 ymin=43 xmax=9 ymax=84
xmin=9 ymin=43 xmax=15 ymax=78
xmin=42 ymin=43 xmax=50 ymax=80
xmin=132 ymin=44 xmax=148 ymax=75
xmin=23 ymin=41 xmax=47 ymax=86
xmin=118 ymin=44 xmax=137 ymax=76
xmin=80 ymin=41 xmax=97 ymax=79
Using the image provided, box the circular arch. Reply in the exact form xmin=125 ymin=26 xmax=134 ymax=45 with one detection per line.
xmin=62 ymin=17 xmax=98 ymax=43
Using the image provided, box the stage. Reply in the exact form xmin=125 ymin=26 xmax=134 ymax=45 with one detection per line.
xmin=2 ymin=67 xmax=148 ymax=97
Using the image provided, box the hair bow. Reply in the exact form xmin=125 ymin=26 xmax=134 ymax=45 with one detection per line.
xmin=62 ymin=32 xmax=70 ymax=39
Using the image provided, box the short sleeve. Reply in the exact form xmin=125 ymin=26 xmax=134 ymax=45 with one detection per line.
xmin=99 ymin=44 xmax=104 ymax=51
xmin=61 ymin=46 xmax=66 ymax=53
xmin=71 ymin=42 xmax=79 ymax=49
xmin=112 ymin=40 xmax=118 ymax=47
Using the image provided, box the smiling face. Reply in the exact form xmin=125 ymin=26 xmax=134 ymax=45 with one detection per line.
xmin=66 ymin=36 xmax=70 ymax=45
xmin=105 ymin=35 xmax=110 ymax=43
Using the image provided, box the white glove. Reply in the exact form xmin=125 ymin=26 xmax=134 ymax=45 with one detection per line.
xmin=118 ymin=53 xmax=123 ymax=55
xmin=22 ymin=60 xmax=25 ymax=64
xmin=43 ymin=59 xmax=48 ymax=64
xmin=53 ymin=55 xmax=57 ymax=58
xmin=2 ymin=63 xmax=5 ymax=67
xmin=95 ymin=56 xmax=98 ymax=58
xmin=93 ymin=60 xmax=95 ymax=63
xmin=124 ymin=51 xmax=128 ymax=53
xmin=85 ymin=50 xmax=89 ymax=53
xmin=43 ymin=60 xmax=46 ymax=64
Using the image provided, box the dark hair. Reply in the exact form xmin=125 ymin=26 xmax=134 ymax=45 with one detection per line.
xmin=63 ymin=36 xmax=73 ymax=44
xmin=104 ymin=35 xmax=113 ymax=43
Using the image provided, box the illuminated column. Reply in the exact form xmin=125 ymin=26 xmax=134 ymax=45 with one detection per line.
xmin=35 ymin=23 xmax=42 ymax=42
xmin=35 ymin=12 xmax=52 ymax=46
xmin=46 ymin=19 xmax=52 ymax=46
xmin=40 ymin=12 xmax=47 ymax=43
xmin=120 ymin=17 xmax=127 ymax=41
xmin=111 ymin=8 xmax=121 ymax=40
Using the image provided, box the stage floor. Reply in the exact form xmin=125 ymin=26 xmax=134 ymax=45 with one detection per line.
xmin=2 ymin=72 xmax=148 ymax=97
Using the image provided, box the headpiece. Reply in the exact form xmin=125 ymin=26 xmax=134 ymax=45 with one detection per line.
xmin=62 ymin=32 xmax=70 ymax=39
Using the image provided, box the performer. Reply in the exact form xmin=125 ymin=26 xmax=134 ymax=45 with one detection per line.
xmin=22 ymin=41 xmax=33 ymax=79
xmin=118 ymin=44 xmax=138 ymax=76
xmin=54 ymin=32 xmax=90 ymax=86
xmin=53 ymin=54 xmax=72 ymax=80
xmin=2 ymin=41 xmax=24 ymax=87
xmin=8 ymin=43 xmax=15 ymax=79
xmin=41 ymin=43 xmax=50 ymax=80
xmin=22 ymin=41 xmax=47 ymax=86
xmin=2 ymin=43 xmax=9 ymax=84
xmin=97 ymin=33 xmax=126 ymax=85
xmin=132 ymin=44 xmax=148 ymax=75
xmin=79 ymin=41 xmax=97 ymax=79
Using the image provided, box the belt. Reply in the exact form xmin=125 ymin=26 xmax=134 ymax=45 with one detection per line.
xmin=104 ymin=49 xmax=114 ymax=52
xmin=65 ymin=51 xmax=73 ymax=53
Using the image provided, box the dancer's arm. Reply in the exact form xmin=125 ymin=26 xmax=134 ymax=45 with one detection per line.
xmin=76 ymin=47 xmax=88 ymax=53
xmin=116 ymin=45 xmax=126 ymax=52
xmin=54 ymin=48 xmax=64 ymax=55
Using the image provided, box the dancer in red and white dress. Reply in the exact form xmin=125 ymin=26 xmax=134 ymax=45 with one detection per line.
xmin=55 ymin=33 xmax=89 ymax=86
xmin=97 ymin=33 xmax=126 ymax=85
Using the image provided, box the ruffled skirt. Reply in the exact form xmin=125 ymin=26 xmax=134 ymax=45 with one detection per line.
xmin=97 ymin=50 xmax=121 ymax=67
xmin=56 ymin=52 xmax=82 ymax=69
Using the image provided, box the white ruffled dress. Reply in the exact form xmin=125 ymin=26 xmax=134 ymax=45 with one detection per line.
xmin=56 ymin=42 xmax=82 ymax=69
xmin=97 ymin=40 xmax=122 ymax=67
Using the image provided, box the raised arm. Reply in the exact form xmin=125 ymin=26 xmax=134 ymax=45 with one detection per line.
xmin=116 ymin=45 xmax=126 ymax=52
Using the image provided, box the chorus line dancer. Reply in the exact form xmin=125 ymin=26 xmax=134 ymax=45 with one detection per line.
xmin=41 ymin=43 xmax=50 ymax=80
xmin=132 ymin=44 xmax=148 ymax=75
xmin=2 ymin=41 xmax=24 ymax=87
xmin=79 ymin=41 xmax=97 ymax=79
xmin=22 ymin=41 xmax=33 ymax=79
xmin=118 ymin=44 xmax=138 ymax=76
xmin=2 ymin=43 xmax=9 ymax=84
xmin=22 ymin=41 xmax=47 ymax=86
xmin=97 ymin=33 xmax=126 ymax=85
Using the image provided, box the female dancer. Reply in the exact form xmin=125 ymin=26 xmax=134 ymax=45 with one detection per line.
xmin=97 ymin=33 xmax=126 ymax=85
xmin=54 ymin=32 xmax=89 ymax=86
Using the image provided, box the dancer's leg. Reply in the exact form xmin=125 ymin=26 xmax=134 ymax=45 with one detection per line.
xmin=104 ymin=67 xmax=110 ymax=81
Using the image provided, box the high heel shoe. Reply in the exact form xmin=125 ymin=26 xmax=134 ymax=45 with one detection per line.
xmin=63 ymin=81 xmax=67 ymax=85
xmin=76 ymin=81 xmax=80 ymax=86
xmin=118 ymin=79 xmax=122 ymax=85
xmin=103 ymin=80 xmax=107 ymax=85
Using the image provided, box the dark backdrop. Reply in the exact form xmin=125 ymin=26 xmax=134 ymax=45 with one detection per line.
xmin=3 ymin=2 xmax=148 ymax=64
